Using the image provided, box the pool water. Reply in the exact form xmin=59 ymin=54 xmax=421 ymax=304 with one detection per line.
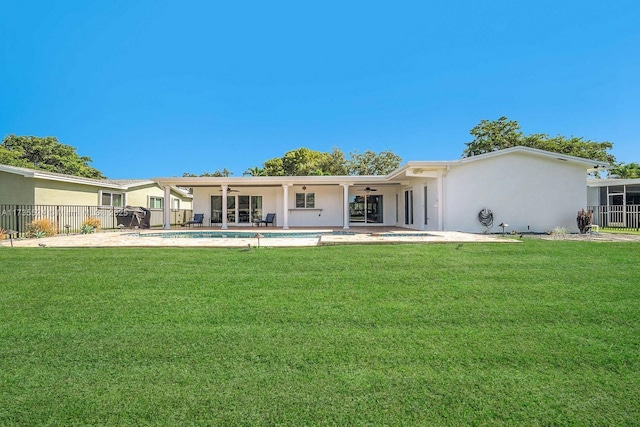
xmin=130 ymin=231 xmax=355 ymax=239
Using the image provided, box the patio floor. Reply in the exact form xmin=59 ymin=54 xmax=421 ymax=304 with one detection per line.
xmin=0 ymin=226 xmax=516 ymax=248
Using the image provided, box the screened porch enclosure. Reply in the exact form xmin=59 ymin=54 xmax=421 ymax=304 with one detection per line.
xmin=589 ymin=182 xmax=640 ymax=230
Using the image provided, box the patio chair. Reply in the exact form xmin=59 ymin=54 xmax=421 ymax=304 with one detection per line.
xmin=182 ymin=213 xmax=204 ymax=228
xmin=253 ymin=213 xmax=276 ymax=227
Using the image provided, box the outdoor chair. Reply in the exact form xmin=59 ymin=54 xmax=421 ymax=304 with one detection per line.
xmin=253 ymin=213 xmax=276 ymax=227
xmin=182 ymin=213 xmax=204 ymax=228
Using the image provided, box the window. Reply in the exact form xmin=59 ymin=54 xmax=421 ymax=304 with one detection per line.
xmin=404 ymin=190 xmax=413 ymax=225
xmin=101 ymin=192 xmax=123 ymax=207
xmin=149 ymin=197 xmax=164 ymax=209
xmin=172 ymin=198 xmax=180 ymax=209
xmin=295 ymin=192 xmax=315 ymax=208
xmin=424 ymin=186 xmax=428 ymax=225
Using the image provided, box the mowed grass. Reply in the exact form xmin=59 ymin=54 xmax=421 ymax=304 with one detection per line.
xmin=1 ymin=240 xmax=639 ymax=425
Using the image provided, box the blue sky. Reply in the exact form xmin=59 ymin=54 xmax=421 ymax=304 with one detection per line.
xmin=2 ymin=0 xmax=638 ymax=178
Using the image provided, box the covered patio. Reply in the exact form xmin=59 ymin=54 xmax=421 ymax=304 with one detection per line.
xmin=153 ymin=173 xmax=445 ymax=231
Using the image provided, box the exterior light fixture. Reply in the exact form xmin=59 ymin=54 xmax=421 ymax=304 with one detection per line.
xmin=5 ymin=229 xmax=18 ymax=247
xmin=498 ymin=222 xmax=508 ymax=235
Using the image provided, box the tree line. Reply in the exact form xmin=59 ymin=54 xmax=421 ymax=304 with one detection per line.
xmin=2 ymin=118 xmax=638 ymax=179
xmin=462 ymin=116 xmax=638 ymax=178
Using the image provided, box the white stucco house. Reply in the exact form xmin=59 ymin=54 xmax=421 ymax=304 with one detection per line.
xmin=154 ymin=147 xmax=604 ymax=233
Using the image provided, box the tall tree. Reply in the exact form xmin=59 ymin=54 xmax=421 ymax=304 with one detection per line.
xmin=261 ymin=147 xmax=400 ymax=176
xmin=462 ymin=116 xmax=523 ymax=157
xmin=608 ymin=162 xmax=640 ymax=179
xmin=462 ymin=117 xmax=616 ymax=164
xmin=262 ymin=157 xmax=285 ymax=176
xmin=319 ymin=147 xmax=349 ymax=175
xmin=347 ymin=150 xmax=402 ymax=175
xmin=281 ymin=148 xmax=324 ymax=176
xmin=1 ymin=134 xmax=105 ymax=178
xmin=263 ymin=148 xmax=348 ymax=176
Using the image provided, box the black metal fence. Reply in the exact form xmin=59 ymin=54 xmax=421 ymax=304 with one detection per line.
xmin=589 ymin=205 xmax=640 ymax=231
xmin=0 ymin=204 xmax=192 ymax=236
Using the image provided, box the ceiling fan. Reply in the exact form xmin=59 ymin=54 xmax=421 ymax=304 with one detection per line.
xmin=364 ymin=186 xmax=377 ymax=192
xmin=220 ymin=187 xmax=239 ymax=193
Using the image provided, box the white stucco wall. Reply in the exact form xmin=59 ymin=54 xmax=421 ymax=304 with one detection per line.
xmin=283 ymin=185 xmax=344 ymax=227
xmin=444 ymin=152 xmax=588 ymax=233
xmin=399 ymin=178 xmax=441 ymax=231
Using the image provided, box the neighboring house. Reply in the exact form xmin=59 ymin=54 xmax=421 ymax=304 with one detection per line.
xmin=155 ymin=147 xmax=603 ymax=233
xmin=0 ymin=164 xmax=192 ymax=229
xmin=587 ymin=178 xmax=640 ymax=229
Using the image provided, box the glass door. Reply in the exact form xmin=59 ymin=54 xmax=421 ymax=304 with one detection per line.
xmin=211 ymin=196 xmax=222 ymax=224
xmin=367 ymin=195 xmax=383 ymax=223
xmin=349 ymin=194 xmax=383 ymax=224
xmin=349 ymin=195 xmax=365 ymax=223
xmin=251 ymin=196 xmax=263 ymax=222
xmin=227 ymin=196 xmax=236 ymax=223
xmin=238 ymin=195 xmax=250 ymax=223
xmin=213 ymin=194 xmax=264 ymax=225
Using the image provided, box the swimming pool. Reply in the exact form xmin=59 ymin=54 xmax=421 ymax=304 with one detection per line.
xmin=130 ymin=230 xmax=355 ymax=239
xmin=373 ymin=232 xmax=436 ymax=237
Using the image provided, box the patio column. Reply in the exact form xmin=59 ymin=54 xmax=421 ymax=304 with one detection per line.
xmin=163 ymin=185 xmax=171 ymax=230
xmin=221 ymin=185 xmax=228 ymax=230
xmin=342 ymin=184 xmax=350 ymax=229
xmin=282 ymin=184 xmax=289 ymax=230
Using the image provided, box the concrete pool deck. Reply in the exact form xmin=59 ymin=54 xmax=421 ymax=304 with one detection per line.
xmin=1 ymin=227 xmax=516 ymax=248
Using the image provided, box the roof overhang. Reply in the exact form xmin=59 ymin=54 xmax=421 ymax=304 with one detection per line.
xmin=587 ymin=178 xmax=640 ymax=187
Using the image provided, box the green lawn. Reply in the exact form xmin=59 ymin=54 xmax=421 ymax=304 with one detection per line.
xmin=1 ymin=241 xmax=639 ymax=425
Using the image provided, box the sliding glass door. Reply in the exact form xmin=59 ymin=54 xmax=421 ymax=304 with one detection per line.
xmin=349 ymin=194 xmax=383 ymax=224
xmin=211 ymin=195 xmax=263 ymax=225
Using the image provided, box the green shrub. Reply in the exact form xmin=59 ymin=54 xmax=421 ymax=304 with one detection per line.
xmin=80 ymin=224 xmax=96 ymax=234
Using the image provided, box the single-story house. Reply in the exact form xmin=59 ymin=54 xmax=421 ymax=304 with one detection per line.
xmin=154 ymin=146 xmax=604 ymax=233
xmin=0 ymin=164 xmax=192 ymax=229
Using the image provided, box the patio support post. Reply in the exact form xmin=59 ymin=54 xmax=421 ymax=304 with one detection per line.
xmin=163 ymin=185 xmax=171 ymax=229
xmin=342 ymin=184 xmax=350 ymax=229
xmin=221 ymin=185 xmax=228 ymax=230
xmin=282 ymin=184 xmax=289 ymax=230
